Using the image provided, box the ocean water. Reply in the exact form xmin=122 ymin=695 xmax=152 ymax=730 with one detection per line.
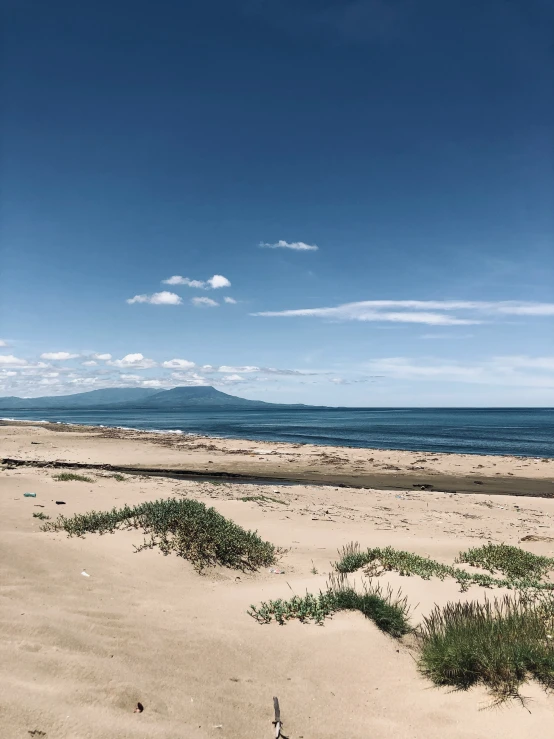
xmin=2 ymin=407 xmax=553 ymax=458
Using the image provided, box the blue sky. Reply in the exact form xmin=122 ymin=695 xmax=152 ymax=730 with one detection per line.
xmin=1 ymin=0 xmax=553 ymax=406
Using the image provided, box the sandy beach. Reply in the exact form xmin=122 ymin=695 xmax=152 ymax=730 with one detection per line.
xmin=2 ymin=421 xmax=554 ymax=738
xmin=2 ymin=420 xmax=554 ymax=496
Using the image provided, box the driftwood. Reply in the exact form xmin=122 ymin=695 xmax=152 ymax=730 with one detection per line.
xmin=272 ymin=696 xmax=289 ymax=739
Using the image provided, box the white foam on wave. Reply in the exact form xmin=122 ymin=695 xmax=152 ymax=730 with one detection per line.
xmin=113 ymin=425 xmax=184 ymax=435
xmin=1 ymin=416 xmax=189 ymax=437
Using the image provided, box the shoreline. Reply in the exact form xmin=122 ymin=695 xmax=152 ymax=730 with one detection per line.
xmin=2 ymin=419 xmax=553 ymax=498
xmin=2 ymin=416 xmax=553 ymax=460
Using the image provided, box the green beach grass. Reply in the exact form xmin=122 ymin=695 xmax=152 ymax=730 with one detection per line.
xmin=418 ymin=592 xmax=554 ymax=700
xmin=249 ymin=573 xmax=412 ymax=637
xmin=334 ymin=542 xmax=554 ymax=591
xmin=43 ymin=497 xmax=277 ymax=572
xmin=53 ymin=472 xmax=94 ymax=483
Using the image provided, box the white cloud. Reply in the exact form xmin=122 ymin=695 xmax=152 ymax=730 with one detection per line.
xmin=127 ymin=291 xmax=182 ymax=305
xmin=209 ymin=364 xmax=315 ymax=377
xmin=207 ymin=274 xmax=231 ymax=289
xmin=0 ymin=370 xmax=18 ymax=377
xmin=92 ymin=353 xmax=112 ymax=360
xmin=82 ymin=360 xmax=98 ymax=366
xmin=162 ymin=276 xmax=207 ymax=288
xmin=126 ymin=294 xmax=148 ymax=304
xmin=496 ymin=304 xmax=554 ymax=316
xmin=0 ymin=340 xmax=7 ymax=347
xmin=381 ymin=312 xmax=478 ymax=325
xmin=224 ymin=296 xmax=237 ymax=304
xmin=255 ymin=306 xmax=478 ymax=326
xmin=142 ymin=379 xmax=164 ymax=388
xmin=108 ymin=353 xmax=157 ymax=369
xmin=161 ymin=274 xmax=231 ymax=290
xmin=369 ymin=358 xmax=482 ymax=380
xmin=264 ymin=367 xmax=316 ymax=376
xmin=260 ymin=240 xmax=318 ymax=251
xmin=0 ymin=354 xmax=28 ymax=366
xmin=40 ymin=351 xmax=79 ymax=360
xmin=253 ymin=299 xmax=554 ymax=326
xmin=366 ymin=355 xmax=554 ymax=388
xmin=217 ymin=365 xmax=260 ymax=373
xmin=18 ymin=363 xmax=50 ymax=375
xmin=219 ymin=374 xmax=244 ymax=382
xmin=337 ymin=377 xmax=381 ymax=385
xmin=191 ymin=297 xmax=219 ymax=307
xmin=170 ymin=371 xmax=210 ymax=386
xmin=493 ymin=356 xmax=554 ymax=371
xmin=120 ymin=374 xmax=141 ymax=381
xmin=206 ymin=364 xmax=316 ymax=378
xmin=162 ymin=359 xmax=196 ymax=369
xmin=69 ymin=377 xmax=98 ymax=386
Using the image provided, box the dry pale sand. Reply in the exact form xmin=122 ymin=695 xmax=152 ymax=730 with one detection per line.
xmin=2 ymin=423 xmax=554 ymax=738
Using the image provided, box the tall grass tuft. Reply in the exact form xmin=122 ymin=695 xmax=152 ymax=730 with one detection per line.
xmin=249 ymin=573 xmax=412 ymax=637
xmin=43 ymin=497 xmax=277 ymax=572
xmin=418 ymin=593 xmax=554 ymax=700
xmin=334 ymin=541 xmax=370 ymax=573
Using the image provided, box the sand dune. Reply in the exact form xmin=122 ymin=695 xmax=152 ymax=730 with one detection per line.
xmin=1 ymin=422 xmax=554 ymax=738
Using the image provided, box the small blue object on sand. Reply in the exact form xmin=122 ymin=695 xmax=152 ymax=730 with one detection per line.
xmin=24 ymin=493 xmax=37 ymax=498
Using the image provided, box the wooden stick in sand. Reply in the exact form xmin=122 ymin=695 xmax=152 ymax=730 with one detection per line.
xmin=272 ymin=696 xmax=289 ymax=739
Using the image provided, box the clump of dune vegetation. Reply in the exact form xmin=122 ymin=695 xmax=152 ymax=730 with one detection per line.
xmin=43 ymin=497 xmax=277 ymax=572
xmin=456 ymin=542 xmax=554 ymax=581
xmin=328 ymin=541 xmax=554 ymax=700
xmin=418 ymin=592 xmax=554 ymax=701
xmin=53 ymin=472 xmax=94 ymax=483
xmin=246 ymin=535 xmax=554 ymax=702
xmin=334 ymin=542 xmax=554 ymax=591
xmin=239 ymin=494 xmax=286 ymax=505
xmin=249 ymin=573 xmax=411 ymax=637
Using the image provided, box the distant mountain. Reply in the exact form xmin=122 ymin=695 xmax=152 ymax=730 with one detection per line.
xmin=116 ymin=386 xmax=285 ymax=408
xmin=0 ymin=386 xmax=313 ymax=410
xmin=0 ymin=387 xmax=160 ymax=410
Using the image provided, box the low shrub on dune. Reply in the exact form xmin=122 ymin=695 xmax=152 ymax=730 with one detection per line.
xmin=456 ymin=542 xmax=554 ymax=581
xmin=335 ymin=542 xmax=554 ymax=591
xmin=43 ymin=497 xmax=277 ymax=572
xmin=249 ymin=573 xmax=412 ymax=637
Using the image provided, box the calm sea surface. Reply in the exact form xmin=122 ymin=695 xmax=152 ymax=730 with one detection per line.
xmin=3 ymin=408 xmax=553 ymax=458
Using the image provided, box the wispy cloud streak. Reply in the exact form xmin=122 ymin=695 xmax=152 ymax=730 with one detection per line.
xmin=253 ymin=300 xmax=554 ymax=326
xmin=259 ymin=240 xmax=318 ymax=251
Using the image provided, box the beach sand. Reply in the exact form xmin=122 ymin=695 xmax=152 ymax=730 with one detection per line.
xmin=2 ymin=420 xmax=553 ymax=496
xmin=2 ymin=422 xmax=554 ymax=738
